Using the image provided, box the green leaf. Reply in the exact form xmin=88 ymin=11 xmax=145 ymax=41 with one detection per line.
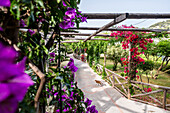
xmin=57 ymin=0 xmax=61 ymax=3
xmin=25 ymin=70 xmax=33 ymax=74
xmin=30 ymin=12 xmax=35 ymax=22
xmin=22 ymin=0 xmax=32 ymax=3
xmin=28 ymin=51 xmax=32 ymax=59
xmin=35 ymin=0 xmax=45 ymax=8
xmin=42 ymin=45 xmax=48 ymax=54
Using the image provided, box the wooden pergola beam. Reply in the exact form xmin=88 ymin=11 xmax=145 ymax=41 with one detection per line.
xmin=83 ymin=13 xmax=170 ymax=19
xmin=63 ymin=38 xmax=109 ymax=41
xmin=69 ymin=27 xmax=170 ymax=33
xmin=60 ymin=32 xmax=112 ymax=37
xmin=84 ymin=13 xmax=128 ymax=42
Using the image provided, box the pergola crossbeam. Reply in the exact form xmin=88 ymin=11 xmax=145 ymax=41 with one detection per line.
xmin=69 ymin=27 xmax=170 ymax=33
xmin=84 ymin=13 xmax=128 ymax=42
xmin=63 ymin=38 xmax=109 ymax=41
xmin=60 ymin=32 xmax=112 ymax=37
xmin=83 ymin=13 xmax=170 ymax=19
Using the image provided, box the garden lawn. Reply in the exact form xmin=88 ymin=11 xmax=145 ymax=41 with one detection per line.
xmin=99 ymin=58 xmax=170 ymax=87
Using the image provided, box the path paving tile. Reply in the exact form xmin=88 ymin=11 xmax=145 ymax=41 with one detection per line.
xmin=71 ymin=55 xmax=170 ymax=113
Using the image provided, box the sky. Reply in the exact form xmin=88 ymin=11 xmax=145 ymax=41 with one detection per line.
xmin=78 ymin=0 xmax=170 ymax=33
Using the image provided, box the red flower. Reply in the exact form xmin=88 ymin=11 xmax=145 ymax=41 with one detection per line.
xmin=136 ymin=75 xmax=139 ymax=79
xmin=125 ymin=76 xmax=128 ymax=79
xmin=147 ymin=88 xmax=152 ymax=92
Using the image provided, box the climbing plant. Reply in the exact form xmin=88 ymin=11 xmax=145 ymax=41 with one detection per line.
xmin=0 ymin=0 xmax=99 ymax=113
xmin=110 ymin=25 xmax=168 ymax=94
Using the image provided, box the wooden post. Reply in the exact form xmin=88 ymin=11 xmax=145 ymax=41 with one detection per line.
xmin=163 ymin=89 xmax=167 ymax=109
xmin=128 ymin=42 xmax=132 ymax=99
xmin=128 ymin=42 xmax=132 ymax=79
xmin=128 ymin=88 xmax=131 ymax=99
xmin=112 ymin=75 xmax=115 ymax=87
xmin=104 ymin=51 xmax=106 ymax=68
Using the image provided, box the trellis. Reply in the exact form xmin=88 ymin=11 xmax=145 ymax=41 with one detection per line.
xmin=63 ymin=13 xmax=170 ymax=110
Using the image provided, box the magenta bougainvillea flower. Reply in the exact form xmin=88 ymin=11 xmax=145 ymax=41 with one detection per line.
xmin=87 ymin=105 xmax=98 ymax=113
xmin=81 ymin=16 xmax=87 ymax=22
xmin=67 ymin=58 xmax=78 ymax=73
xmin=0 ymin=0 xmax=11 ymax=7
xmin=27 ymin=29 xmax=35 ymax=36
xmin=49 ymin=58 xmax=55 ymax=63
xmin=50 ymin=52 xmax=55 ymax=57
xmin=85 ymin=98 xmax=92 ymax=106
xmin=62 ymin=1 xmax=67 ymax=6
xmin=20 ymin=19 xmax=26 ymax=27
xmin=65 ymin=8 xmax=77 ymax=19
xmin=0 ymin=27 xmax=3 ymax=31
xmin=59 ymin=21 xmax=74 ymax=29
xmin=0 ymin=42 xmax=34 ymax=113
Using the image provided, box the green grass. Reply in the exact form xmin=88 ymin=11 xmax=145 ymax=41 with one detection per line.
xmin=98 ymin=57 xmax=170 ymax=106
xmin=99 ymin=58 xmax=170 ymax=87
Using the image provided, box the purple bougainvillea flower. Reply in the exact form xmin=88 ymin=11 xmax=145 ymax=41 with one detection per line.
xmin=56 ymin=109 xmax=60 ymax=112
xmin=85 ymin=98 xmax=92 ymax=107
xmin=0 ymin=97 xmax=18 ymax=113
xmin=67 ymin=58 xmax=78 ymax=73
xmin=81 ymin=16 xmax=87 ymax=22
xmin=27 ymin=29 xmax=35 ymax=36
xmin=87 ymin=105 xmax=98 ymax=113
xmin=49 ymin=58 xmax=55 ymax=63
xmin=0 ymin=0 xmax=11 ymax=7
xmin=0 ymin=42 xmax=34 ymax=113
xmin=50 ymin=52 xmax=55 ymax=57
xmin=63 ymin=16 xmax=72 ymax=21
xmin=59 ymin=21 xmax=74 ymax=29
xmin=62 ymin=1 xmax=67 ymax=6
xmin=20 ymin=19 xmax=26 ymax=27
xmin=70 ymin=58 xmax=74 ymax=62
xmin=65 ymin=8 xmax=76 ymax=19
xmin=0 ymin=27 xmax=3 ymax=31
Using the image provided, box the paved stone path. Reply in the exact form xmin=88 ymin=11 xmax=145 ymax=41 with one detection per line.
xmin=72 ymin=56 xmax=170 ymax=113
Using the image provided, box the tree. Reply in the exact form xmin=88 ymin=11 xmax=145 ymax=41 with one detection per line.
xmin=154 ymin=39 xmax=170 ymax=79
xmin=107 ymin=44 xmax=128 ymax=71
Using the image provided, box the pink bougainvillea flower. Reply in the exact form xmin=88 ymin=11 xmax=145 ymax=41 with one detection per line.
xmin=62 ymin=1 xmax=67 ymax=6
xmin=124 ymin=67 xmax=127 ymax=69
xmin=0 ymin=27 xmax=3 ymax=31
xmin=0 ymin=42 xmax=34 ymax=113
xmin=0 ymin=0 xmax=11 ymax=7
